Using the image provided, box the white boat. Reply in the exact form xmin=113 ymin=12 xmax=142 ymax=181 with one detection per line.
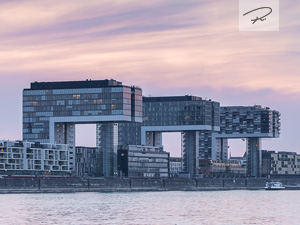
xmin=265 ymin=181 xmax=285 ymax=190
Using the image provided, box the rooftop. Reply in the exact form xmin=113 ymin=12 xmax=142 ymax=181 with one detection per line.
xmin=143 ymin=95 xmax=204 ymax=102
xmin=221 ymin=105 xmax=272 ymax=111
xmin=27 ymin=79 xmax=124 ymax=90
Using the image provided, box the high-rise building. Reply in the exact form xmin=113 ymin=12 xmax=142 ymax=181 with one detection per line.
xmin=23 ymin=79 xmax=142 ymax=176
xmin=214 ymin=105 xmax=281 ymax=177
xmin=141 ymin=96 xmax=220 ymax=177
xmin=23 ymin=79 xmax=281 ymax=178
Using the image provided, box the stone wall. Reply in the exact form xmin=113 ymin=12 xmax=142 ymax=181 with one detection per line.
xmin=0 ymin=178 xmax=38 ymax=190
xmin=0 ymin=177 xmax=299 ymax=193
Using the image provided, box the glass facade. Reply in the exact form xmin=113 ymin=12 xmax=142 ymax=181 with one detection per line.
xmin=23 ymin=79 xmax=142 ymax=143
xmin=75 ymin=147 xmax=102 ymax=177
xmin=117 ymin=145 xmax=169 ymax=178
xmin=220 ymin=105 xmax=281 ymax=137
xmin=143 ymin=96 xmax=220 ymax=127
xmin=23 ymin=79 xmax=142 ymax=177
xmin=217 ymin=106 xmax=281 ymax=177
xmin=96 ymin=123 xmax=118 ymax=177
xmin=117 ymin=122 xmax=141 ymax=146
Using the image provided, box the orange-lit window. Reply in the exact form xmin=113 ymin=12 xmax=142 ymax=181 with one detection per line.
xmin=111 ymin=104 xmax=116 ymax=109
xmin=30 ymin=101 xmax=38 ymax=106
xmin=73 ymin=94 xmax=80 ymax=99
xmin=93 ymin=99 xmax=102 ymax=104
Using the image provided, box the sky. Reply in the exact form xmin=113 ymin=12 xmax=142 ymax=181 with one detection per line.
xmin=0 ymin=0 xmax=299 ymax=157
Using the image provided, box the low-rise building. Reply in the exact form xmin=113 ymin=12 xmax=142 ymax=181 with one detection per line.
xmin=229 ymin=152 xmax=247 ymax=167
xmin=117 ymin=145 xmax=169 ymax=178
xmin=199 ymin=159 xmax=246 ymax=177
xmin=0 ymin=140 xmax=69 ymax=176
xmin=75 ymin=147 xmax=102 ymax=177
xmin=169 ymin=157 xmax=183 ymax=177
xmin=262 ymin=150 xmax=300 ymax=177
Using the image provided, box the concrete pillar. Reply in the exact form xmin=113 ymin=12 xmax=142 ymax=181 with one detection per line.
xmin=66 ymin=123 xmax=75 ymax=173
xmin=215 ymin=138 xmax=228 ymax=160
xmin=181 ymin=131 xmax=199 ymax=177
xmin=247 ymin=137 xmax=262 ymax=177
xmin=54 ymin=123 xmax=66 ymax=144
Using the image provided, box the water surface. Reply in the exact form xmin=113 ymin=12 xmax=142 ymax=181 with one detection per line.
xmin=0 ymin=190 xmax=299 ymax=224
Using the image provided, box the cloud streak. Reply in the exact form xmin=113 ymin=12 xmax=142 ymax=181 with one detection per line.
xmin=0 ymin=0 xmax=299 ymax=153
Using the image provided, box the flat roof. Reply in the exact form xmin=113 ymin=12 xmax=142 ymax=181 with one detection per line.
xmin=143 ymin=95 xmax=204 ymax=102
xmin=221 ymin=105 xmax=271 ymax=111
xmin=26 ymin=79 xmax=125 ymax=90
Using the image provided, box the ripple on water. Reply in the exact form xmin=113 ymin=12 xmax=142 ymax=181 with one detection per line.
xmin=0 ymin=190 xmax=299 ymax=225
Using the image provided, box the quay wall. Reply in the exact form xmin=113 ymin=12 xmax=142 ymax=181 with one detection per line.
xmin=0 ymin=178 xmax=299 ymax=193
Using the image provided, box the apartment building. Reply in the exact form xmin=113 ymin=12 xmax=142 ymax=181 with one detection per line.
xmin=262 ymin=150 xmax=300 ymax=176
xmin=117 ymin=145 xmax=169 ymax=178
xmin=0 ymin=140 xmax=69 ymax=176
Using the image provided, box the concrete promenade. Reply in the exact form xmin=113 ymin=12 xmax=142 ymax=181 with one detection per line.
xmin=0 ymin=177 xmax=299 ymax=194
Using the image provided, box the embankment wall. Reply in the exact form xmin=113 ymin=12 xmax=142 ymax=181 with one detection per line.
xmin=0 ymin=178 xmax=298 ymax=193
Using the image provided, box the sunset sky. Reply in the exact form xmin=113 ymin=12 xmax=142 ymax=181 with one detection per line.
xmin=0 ymin=0 xmax=299 ymax=156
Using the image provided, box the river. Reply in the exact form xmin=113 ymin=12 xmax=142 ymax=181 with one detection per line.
xmin=0 ymin=190 xmax=299 ymax=224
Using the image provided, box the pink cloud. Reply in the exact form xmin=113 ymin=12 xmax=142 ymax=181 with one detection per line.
xmin=0 ymin=0 xmax=300 ymax=153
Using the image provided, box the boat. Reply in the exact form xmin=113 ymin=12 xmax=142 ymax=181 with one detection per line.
xmin=265 ymin=181 xmax=285 ymax=190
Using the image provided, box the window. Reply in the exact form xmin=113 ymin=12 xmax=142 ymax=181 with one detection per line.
xmin=73 ymin=94 xmax=80 ymax=99
xmin=57 ymin=100 xmax=65 ymax=106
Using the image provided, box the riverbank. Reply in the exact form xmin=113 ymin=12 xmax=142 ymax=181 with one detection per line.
xmin=0 ymin=177 xmax=299 ymax=194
